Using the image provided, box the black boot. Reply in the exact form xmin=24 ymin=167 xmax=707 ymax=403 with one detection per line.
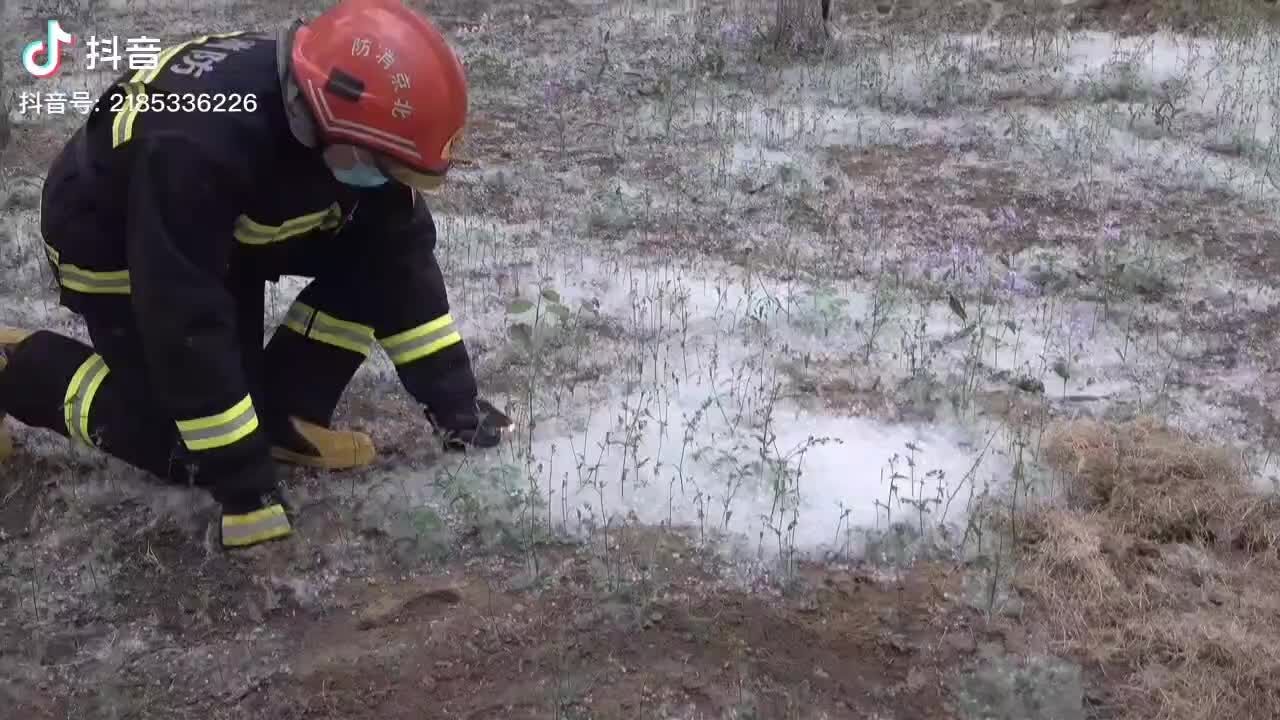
xmin=0 ymin=328 xmax=34 ymax=461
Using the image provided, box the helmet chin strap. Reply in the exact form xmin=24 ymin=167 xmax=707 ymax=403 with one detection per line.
xmin=277 ymin=20 xmax=320 ymax=150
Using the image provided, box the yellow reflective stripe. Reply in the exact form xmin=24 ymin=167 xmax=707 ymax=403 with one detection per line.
xmin=233 ymin=203 xmax=344 ymax=245
xmin=222 ymin=504 xmax=291 ymax=547
xmin=131 ymin=37 xmax=205 ymax=85
xmin=43 ymin=243 xmax=131 ymax=294
xmin=282 ymin=303 xmax=309 ymax=336
xmin=110 ymin=82 xmax=146 ymax=148
xmin=175 ymin=395 xmax=259 ymax=451
xmin=57 ymin=264 xmax=131 ymax=295
xmin=62 ymin=353 xmax=110 ymax=446
xmin=379 ymin=314 xmax=463 ymax=366
xmin=112 ymin=32 xmax=248 ymax=148
xmin=281 ymin=300 xmax=375 ymax=356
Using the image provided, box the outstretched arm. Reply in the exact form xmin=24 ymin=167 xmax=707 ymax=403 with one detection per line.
xmin=341 ymin=183 xmax=510 ymax=449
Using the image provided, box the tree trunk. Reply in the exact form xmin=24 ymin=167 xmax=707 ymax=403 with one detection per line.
xmin=773 ymin=0 xmax=829 ymax=55
xmin=0 ymin=0 xmax=9 ymax=158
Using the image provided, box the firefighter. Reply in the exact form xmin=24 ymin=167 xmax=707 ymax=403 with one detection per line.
xmin=0 ymin=0 xmax=512 ymax=549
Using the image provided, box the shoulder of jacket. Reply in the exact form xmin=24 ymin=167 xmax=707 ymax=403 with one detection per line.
xmin=133 ymin=130 xmax=258 ymax=191
xmin=139 ymin=31 xmax=280 ymax=96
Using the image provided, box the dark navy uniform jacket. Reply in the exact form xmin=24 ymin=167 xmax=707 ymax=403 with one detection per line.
xmin=39 ymin=27 xmax=477 ymax=488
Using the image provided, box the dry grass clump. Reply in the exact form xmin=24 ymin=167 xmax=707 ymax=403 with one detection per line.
xmin=1017 ymin=417 xmax=1280 ymax=720
xmin=1041 ymin=416 xmax=1242 ymax=542
xmin=1232 ymin=492 xmax=1280 ymax=554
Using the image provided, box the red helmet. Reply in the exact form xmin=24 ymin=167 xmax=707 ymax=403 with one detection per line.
xmin=290 ymin=0 xmax=467 ymax=189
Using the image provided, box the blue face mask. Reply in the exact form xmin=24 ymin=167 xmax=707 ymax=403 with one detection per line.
xmin=331 ymin=160 xmax=389 ymax=188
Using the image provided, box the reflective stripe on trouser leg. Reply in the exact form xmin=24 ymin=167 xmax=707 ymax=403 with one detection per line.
xmin=379 ymin=314 xmax=462 ymax=366
xmin=175 ymin=395 xmax=260 ymax=451
xmin=222 ymin=504 xmax=291 ymax=547
xmin=63 ymin=353 xmax=111 ymax=447
xmin=263 ymin=318 xmax=365 ymax=431
xmin=281 ymin=300 xmax=376 ymax=357
xmin=1 ymin=329 xmax=193 ymax=482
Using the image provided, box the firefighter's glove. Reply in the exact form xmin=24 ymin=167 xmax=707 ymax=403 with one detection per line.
xmin=220 ymin=489 xmax=294 ymax=549
xmin=427 ymin=397 xmax=513 ymax=452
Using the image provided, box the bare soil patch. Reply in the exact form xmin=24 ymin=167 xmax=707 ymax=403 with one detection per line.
xmin=5 ymin=2 xmax=1280 ymax=719
xmin=3 ymin=484 xmax=983 ymax=719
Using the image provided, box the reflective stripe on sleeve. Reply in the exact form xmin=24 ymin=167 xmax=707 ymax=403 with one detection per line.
xmin=282 ymin=300 xmax=376 ymax=357
xmin=112 ymin=31 xmax=249 ymax=148
xmin=63 ymin=353 xmax=111 ymax=447
xmin=43 ymin=244 xmax=132 ymax=295
xmin=175 ymin=395 xmax=259 ymax=451
xmin=58 ymin=264 xmax=131 ymax=295
xmin=233 ymin=203 xmax=345 ymax=245
xmin=110 ymin=81 xmax=148 ymax=148
xmin=379 ymin=314 xmax=462 ymax=366
xmin=222 ymin=504 xmax=292 ymax=547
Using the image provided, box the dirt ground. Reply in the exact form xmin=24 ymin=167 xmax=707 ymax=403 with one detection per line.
xmin=4 ymin=0 xmax=1280 ymax=718
xmin=0 ymin=347 xmax=990 ymax=718
xmin=828 ymin=0 xmax=1280 ymax=36
xmin=2 ymin=444 xmax=984 ymax=719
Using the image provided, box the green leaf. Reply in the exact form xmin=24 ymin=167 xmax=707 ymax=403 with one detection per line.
xmin=507 ymin=299 xmax=535 ymax=315
xmin=410 ymin=508 xmax=444 ymax=535
xmin=540 ymin=288 xmax=562 ymax=303
xmin=508 ymin=322 xmax=533 ymax=349
xmin=548 ymin=303 xmax=571 ymax=321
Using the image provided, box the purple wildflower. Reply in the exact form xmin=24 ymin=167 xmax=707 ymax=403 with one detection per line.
xmin=1102 ymin=221 xmax=1121 ymax=248
xmin=997 ymin=206 xmax=1021 ymax=230
xmin=719 ymin=20 xmax=750 ymax=45
xmin=543 ymin=78 xmax=565 ymax=108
